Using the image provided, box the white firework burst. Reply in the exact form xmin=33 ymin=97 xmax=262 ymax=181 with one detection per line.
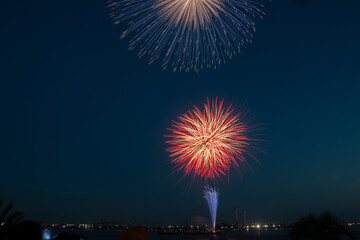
xmin=108 ymin=0 xmax=265 ymax=72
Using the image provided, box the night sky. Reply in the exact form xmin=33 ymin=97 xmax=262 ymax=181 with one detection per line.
xmin=1 ymin=0 xmax=360 ymax=225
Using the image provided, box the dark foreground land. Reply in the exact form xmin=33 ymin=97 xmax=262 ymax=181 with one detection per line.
xmin=50 ymin=227 xmax=360 ymax=240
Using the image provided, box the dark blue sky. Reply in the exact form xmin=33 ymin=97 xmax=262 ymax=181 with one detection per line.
xmin=1 ymin=0 xmax=360 ymax=225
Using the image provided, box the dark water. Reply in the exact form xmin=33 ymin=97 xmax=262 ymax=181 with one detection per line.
xmin=51 ymin=227 xmax=360 ymax=240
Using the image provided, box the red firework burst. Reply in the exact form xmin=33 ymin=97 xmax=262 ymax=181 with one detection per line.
xmin=165 ymin=98 xmax=251 ymax=181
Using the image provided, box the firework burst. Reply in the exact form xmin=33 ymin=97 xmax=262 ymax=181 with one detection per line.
xmin=165 ymin=99 xmax=253 ymax=181
xmin=108 ymin=0 xmax=265 ymax=72
xmin=203 ymin=186 xmax=219 ymax=230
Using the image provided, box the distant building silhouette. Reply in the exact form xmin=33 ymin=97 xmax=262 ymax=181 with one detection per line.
xmin=233 ymin=208 xmax=238 ymax=227
xmin=242 ymin=210 xmax=247 ymax=226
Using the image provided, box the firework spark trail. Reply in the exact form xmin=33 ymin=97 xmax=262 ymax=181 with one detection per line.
xmin=204 ymin=186 xmax=219 ymax=231
xmin=165 ymin=98 xmax=251 ymax=182
xmin=108 ymin=0 xmax=264 ymax=72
